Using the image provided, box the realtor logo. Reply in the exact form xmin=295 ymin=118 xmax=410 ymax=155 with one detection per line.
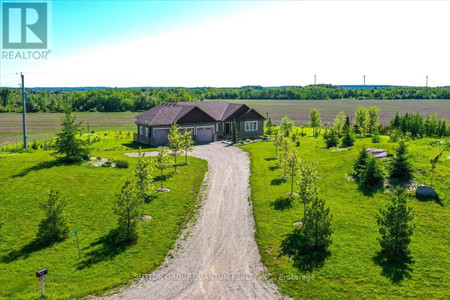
xmin=2 ymin=2 xmax=48 ymax=49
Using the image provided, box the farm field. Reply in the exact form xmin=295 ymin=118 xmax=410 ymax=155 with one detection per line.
xmin=215 ymin=99 xmax=450 ymax=125
xmin=239 ymin=132 xmax=449 ymax=299
xmin=0 ymin=112 xmax=137 ymax=145
xmin=0 ymin=132 xmax=207 ymax=299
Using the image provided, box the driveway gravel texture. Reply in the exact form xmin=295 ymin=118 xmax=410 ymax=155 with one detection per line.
xmin=106 ymin=142 xmax=283 ymax=299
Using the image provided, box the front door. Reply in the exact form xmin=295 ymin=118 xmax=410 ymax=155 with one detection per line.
xmin=225 ymin=122 xmax=232 ymax=135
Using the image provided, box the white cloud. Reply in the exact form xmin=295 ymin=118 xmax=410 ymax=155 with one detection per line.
xmin=3 ymin=1 xmax=450 ymax=87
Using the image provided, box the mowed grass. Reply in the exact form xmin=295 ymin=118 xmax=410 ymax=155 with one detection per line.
xmin=0 ymin=133 xmax=207 ymax=299
xmin=240 ymin=131 xmax=449 ymax=299
xmin=215 ymin=99 xmax=450 ymax=126
xmin=0 ymin=112 xmax=137 ymax=145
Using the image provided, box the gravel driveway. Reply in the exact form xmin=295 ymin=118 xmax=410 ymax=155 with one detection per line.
xmin=108 ymin=142 xmax=281 ymax=299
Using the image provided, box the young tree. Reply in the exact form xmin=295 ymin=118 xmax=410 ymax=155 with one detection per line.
xmin=341 ymin=129 xmax=355 ymax=147
xmin=309 ymin=108 xmax=322 ymax=137
xmin=37 ymin=189 xmax=69 ymax=243
xmin=353 ymin=147 xmax=369 ymax=177
xmin=265 ymin=118 xmax=274 ymax=135
xmin=232 ymin=119 xmax=238 ymax=143
xmin=155 ymin=146 xmax=171 ymax=191
xmin=323 ymin=128 xmax=339 ymax=148
xmin=279 ymin=137 xmax=291 ymax=177
xmin=168 ymin=122 xmax=183 ymax=172
xmin=55 ymin=109 xmax=90 ymax=162
xmin=181 ymin=130 xmax=194 ymax=164
xmin=134 ymin=148 xmax=154 ymax=202
xmin=361 ymin=156 xmax=385 ymax=188
xmin=272 ymin=130 xmax=284 ymax=158
xmin=354 ymin=106 xmax=368 ymax=137
xmin=368 ymin=106 xmax=380 ymax=135
xmin=377 ymin=187 xmax=414 ymax=255
xmin=280 ymin=116 xmax=294 ymax=137
xmin=285 ymin=148 xmax=300 ymax=195
xmin=300 ymin=198 xmax=333 ymax=252
xmin=389 ymin=140 xmax=413 ymax=182
xmin=297 ymin=160 xmax=319 ymax=219
xmin=429 ymin=150 xmax=443 ymax=187
xmin=333 ymin=111 xmax=346 ymax=135
xmin=114 ymin=180 xmax=143 ymax=243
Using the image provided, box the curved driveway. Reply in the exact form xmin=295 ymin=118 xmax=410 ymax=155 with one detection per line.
xmin=110 ymin=142 xmax=281 ymax=299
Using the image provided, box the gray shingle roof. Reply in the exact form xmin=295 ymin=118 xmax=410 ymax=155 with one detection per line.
xmin=135 ymin=101 xmax=264 ymax=126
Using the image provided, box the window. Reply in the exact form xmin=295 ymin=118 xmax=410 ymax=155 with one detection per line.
xmin=145 ymin=127 xmax=149 ymax=137
xmin=139 ymin=125 xmax=143 ymax=135
xmin=245 ymin=121 xmax=258 ymax=132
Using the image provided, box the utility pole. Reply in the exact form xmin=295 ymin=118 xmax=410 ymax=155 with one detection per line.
xmin=363 ymin=75 xmax=366 ymax=86
xmin=21 ymin=73 xmax=28 ymax=149
xmin=426 ymin=75 xmax=428 ymax=87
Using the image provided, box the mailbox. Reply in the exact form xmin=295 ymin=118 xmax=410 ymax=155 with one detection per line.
xmin=36 ymin=269 xmax=47 ymax=278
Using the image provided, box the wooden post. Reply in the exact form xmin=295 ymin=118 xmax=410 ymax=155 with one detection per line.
xmin=40 ymin=276 xmax=45 ymax=297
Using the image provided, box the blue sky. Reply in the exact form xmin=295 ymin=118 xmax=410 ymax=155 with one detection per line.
xmin=1 ymin=0 xmax=450 ymax=87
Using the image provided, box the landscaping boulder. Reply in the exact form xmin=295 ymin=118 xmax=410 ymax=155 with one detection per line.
xmin=416 ymin=185 xmax=437 ymax=199
xmin=366 ymin=148 xmax=387 ymax=159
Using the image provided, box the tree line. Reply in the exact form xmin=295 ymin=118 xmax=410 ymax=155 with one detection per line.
xmin=1 ymin=84 xmax=450 ymax=113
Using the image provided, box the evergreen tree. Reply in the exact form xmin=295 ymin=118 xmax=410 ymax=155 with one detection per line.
xmin=37 ymin=189 xmax=69 ymax=243
xmin=114 ymin=180 xmax=143 ymax=243
xmin=297 ymin=160 xmax=319 ymax=219
xmin=343 ymin=115 xmax=351 ymax=132
xmin=341 ymin=129 xmax=355 ymax=147
xmin=168 ymin=122 xmax=183 ymax=172
xmin=155 ymin=147 xmax=171 ymax=190
xmin=353 ymin=147 xmax=369 ymax=177
xmin=323 ymin=128 xmax=339 ymax=148
xmin=389 ymin=140 xmax=413 ymax=182
xmin=55 ymin=110 xmax=90 ymax=162
xmin=377 ymin=187 xmax=414 ymax=255
xmin=181 ymin=130 xmax=194 ymax=164
xmin=301 ymin=198 xmax=333 ymax=252
xmin=265 ymin=118 xmax=274 ymax=135
xmin=361 ymin=156 xmax=385 ymax=188
xmin=134 ymin=148 xmax=154 ymax=202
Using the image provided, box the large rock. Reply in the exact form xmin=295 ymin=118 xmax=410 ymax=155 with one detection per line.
xmin=416 ymin=185 xmax=437 ymax=198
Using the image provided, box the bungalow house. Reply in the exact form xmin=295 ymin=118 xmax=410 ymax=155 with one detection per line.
xmin=134 ymin=101 xmax=265 ymax=145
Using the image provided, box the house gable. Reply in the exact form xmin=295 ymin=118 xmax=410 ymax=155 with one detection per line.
xmin=177 ymin=106 xmax=217 ymax=124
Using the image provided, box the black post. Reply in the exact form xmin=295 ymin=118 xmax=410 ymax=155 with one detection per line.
xmin=21 ymin=73 xmax=28 ymax=148
xmin=75 ymin=233 xmax=81 ymax=259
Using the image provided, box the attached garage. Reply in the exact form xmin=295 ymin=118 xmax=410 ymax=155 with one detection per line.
xmin=153 ymin=128 xmax=170 ymax=145
xmin=196 ymin=127 xmax=214 ymax=143
xmin=180 ymin=127 xmax=195 ymax=139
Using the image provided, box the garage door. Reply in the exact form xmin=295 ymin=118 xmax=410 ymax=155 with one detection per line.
xmin=153 ymin=128 xmax=170 ymax=145
xmin=196 ymin=127 xmax=213 ymax=143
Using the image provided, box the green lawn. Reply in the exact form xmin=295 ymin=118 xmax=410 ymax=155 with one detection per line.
xmin=0 ymin=132 xmax=207 ymax=299
xmin=240 ymin=130 xmax=449 ymax=299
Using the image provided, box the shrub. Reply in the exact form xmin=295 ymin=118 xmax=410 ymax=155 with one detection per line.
xmin=296 ymin=141 xmax=300 ymax=147
xmin=372 ymin=133 xmax=381 ymax=143
xmin=31 ymin=141 xmax=39 ymax=150
xmin=102 ymin=160 xmax=112 ymax=167
xmin=115 ymin=160 xmax=129 ymax=169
